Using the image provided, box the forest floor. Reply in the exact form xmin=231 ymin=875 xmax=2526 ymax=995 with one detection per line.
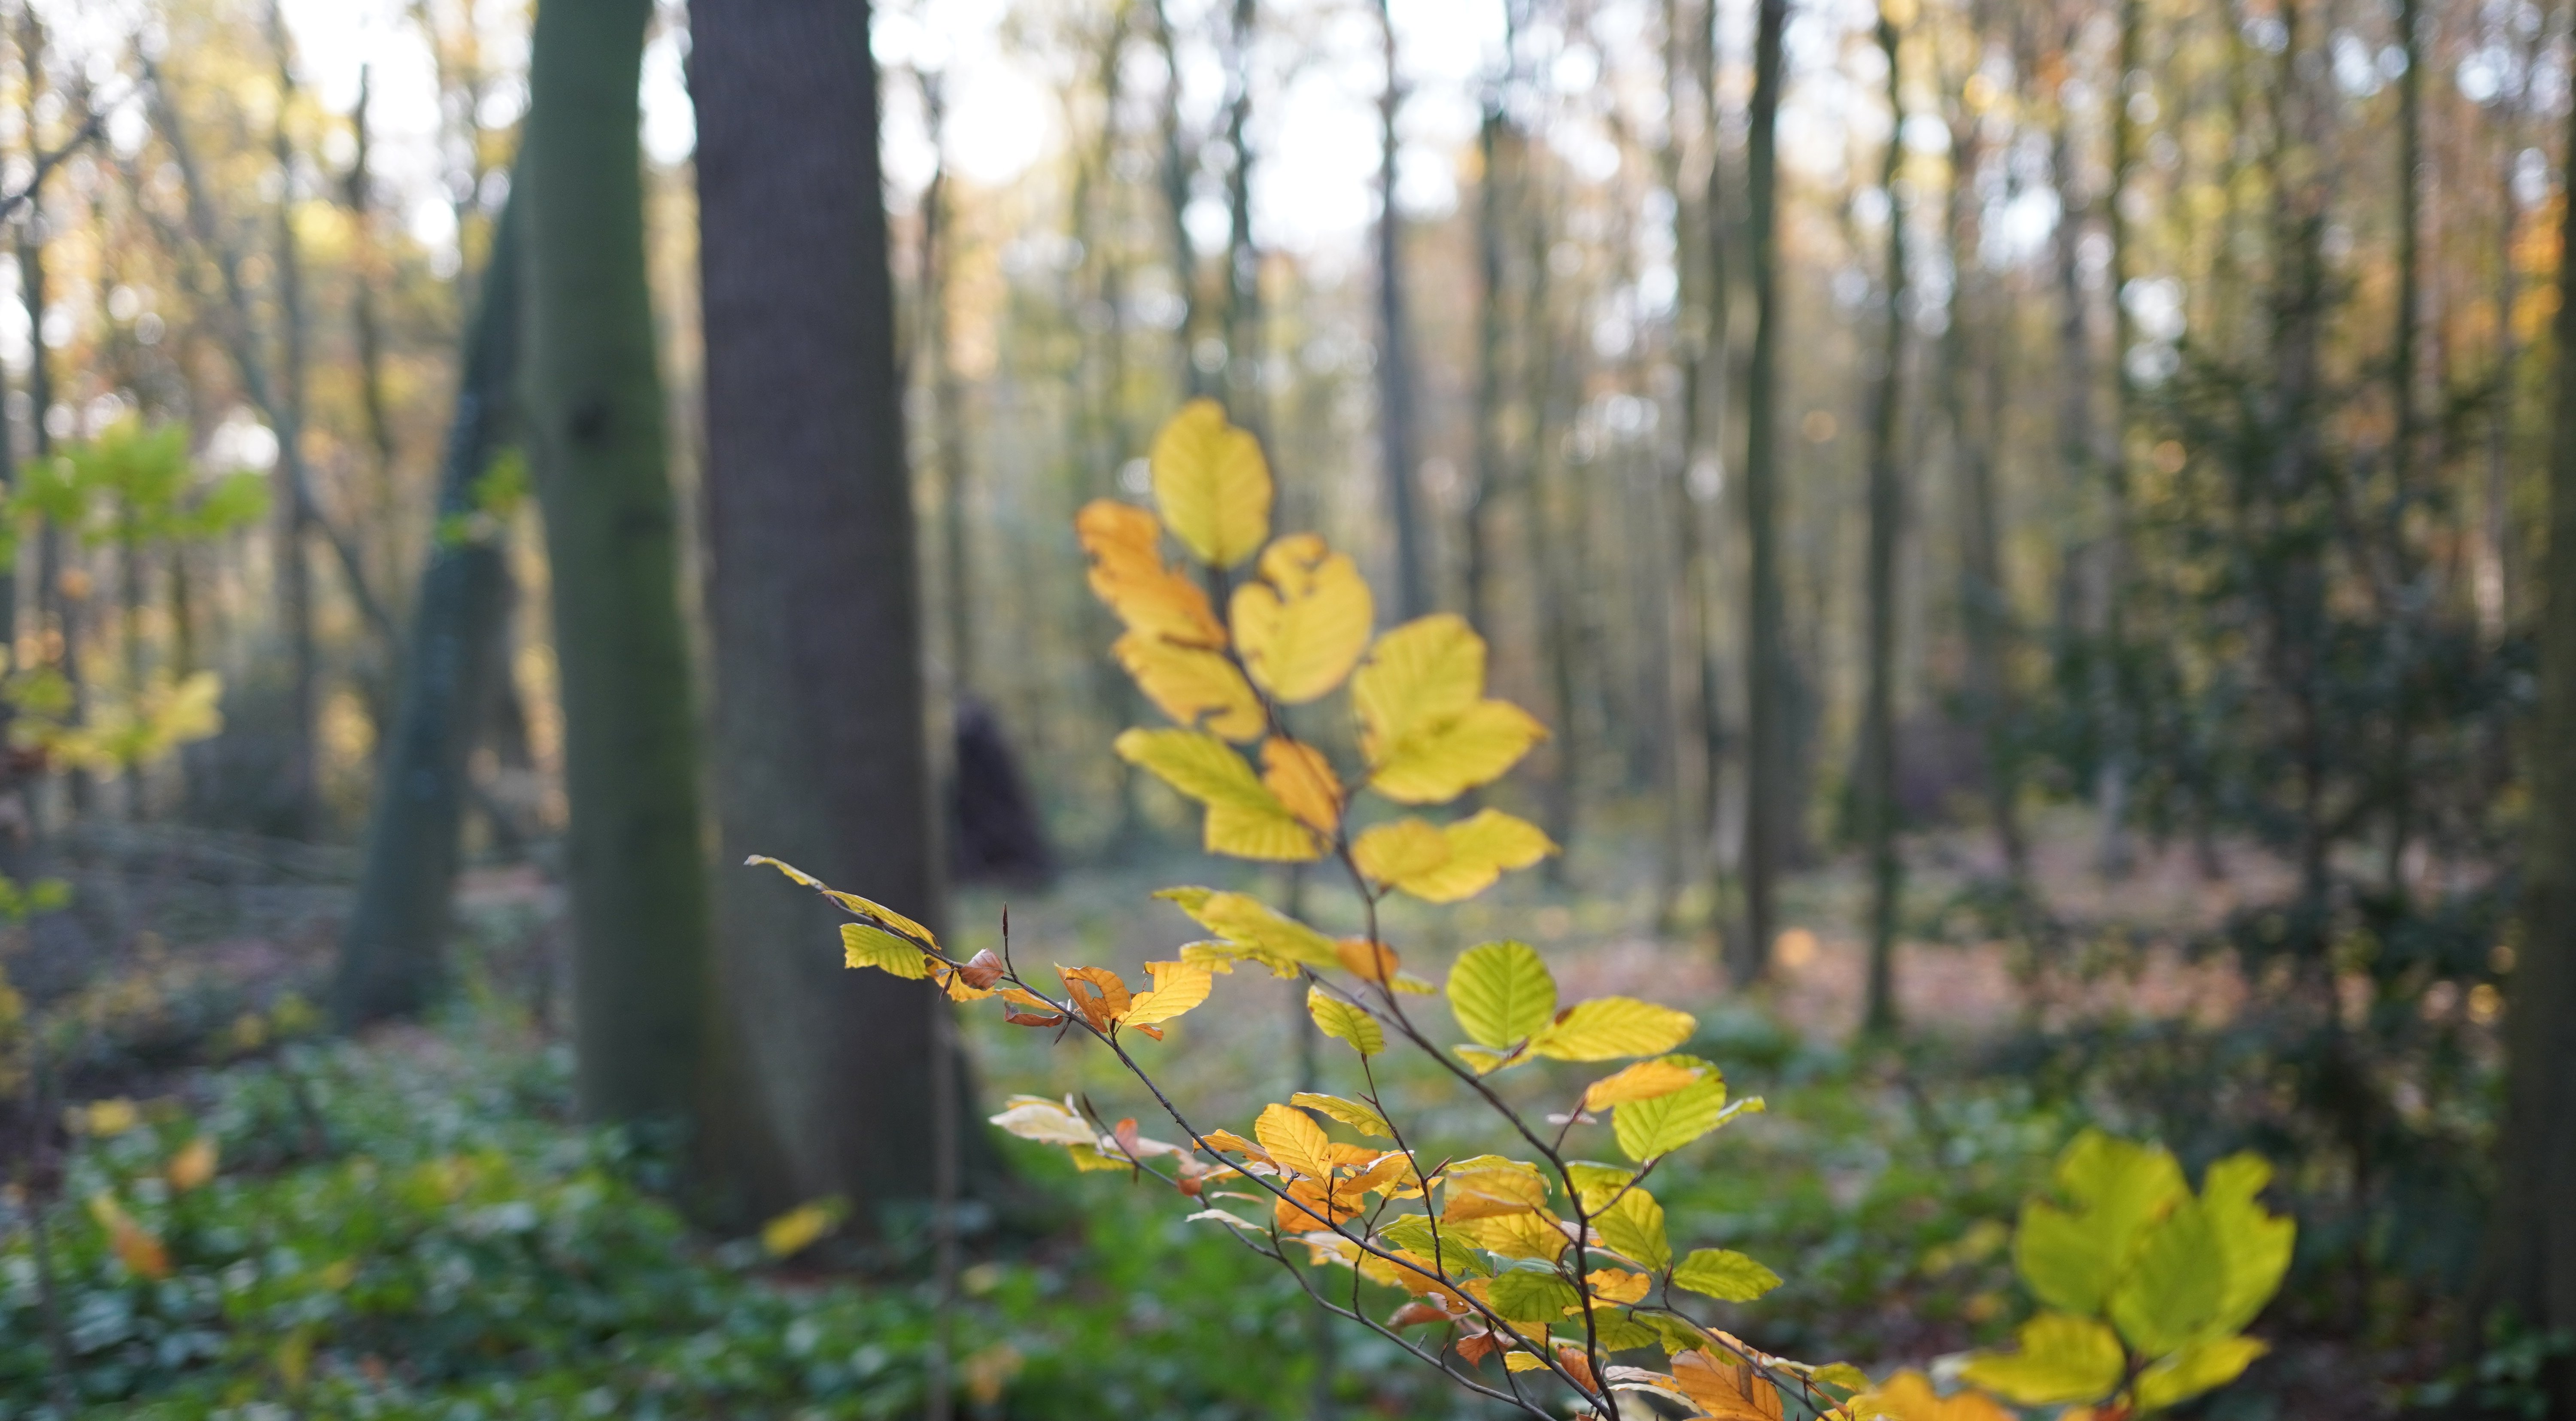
xmin=0 ymin=805 xmax=2459 ymax=1418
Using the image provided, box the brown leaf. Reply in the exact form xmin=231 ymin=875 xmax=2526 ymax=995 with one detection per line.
xmin=957 ymin=949 xmax=1005 ymax=988
xmin=1555 ymin=1344 xmax=1599 ymax=1392
xmin=1455 ymin=1330 xmax=1504 ymax=1366
xmin=1388 ymin=1299 xmax=1454 ymax=1329
xmin=1003 ymin=1009 xmax=1067 ymax=1028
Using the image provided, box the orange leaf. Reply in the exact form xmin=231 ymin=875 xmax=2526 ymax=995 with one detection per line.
xmin=1554 ymin=1345 xmax=1599 ymax=1392
xmin=1583 ymin=1057 xmax=1704 ymax=1111
xmin=1441 ymin=1168 xmax=1548 ymax=1221
xmin=1389 ymin=1299 xmax=1455 ymax=1328
xmin=88 ymin=1195 xmax=171 ymax=1281
xmin=1261 ymin=739 xmax=1343 ymax=833
xmin=1076 ymin=499 xmax=1225 ymax=647
xmin=1673 ymin=1349 xmax=1786 ymax=1421
xmin=1455 ymin=1330 xmax=1504 ymax=1365
xmin=166 ymin=1136 xmax=218 ymax=1193
xmin=1334 ymin=937 xmax=1401 ymax=984
xmin=1057 ymin=966 xmax=1132 ymax=1029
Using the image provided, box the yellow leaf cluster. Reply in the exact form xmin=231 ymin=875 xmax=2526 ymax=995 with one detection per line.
xmin=1230 ymin=534 xmax=1373 ymax=702
xmin=1352 ymin=810 xmax=1555 ymax=902
xmin=1352 ymin=615 xmax=1547 ymax=803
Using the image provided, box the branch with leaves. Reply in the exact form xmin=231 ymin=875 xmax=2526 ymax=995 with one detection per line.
xmin=750 ymin=401 xmax=2294 ymax=1421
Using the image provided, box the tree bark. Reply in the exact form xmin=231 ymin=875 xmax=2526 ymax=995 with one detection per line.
xmin=334 ymin=194 xmax=519 ymax=1026
xmin=1732 ymin=0 xmax=1788 ymax=986
xmin=519 ymin=0 xmax=711 ymax=1129
xmin=2479 ymin=65 xmax=2576 ymax=1421
xmin=1859 ymin=3 xmax=1907 ymax=1035
xmin=694 ymin=0 xmax=968 ymax=1224
xmin=268 ymin=0 xmax=318 ymax=838
xmin=1372 ymin=0 xmax=1430 ymax=621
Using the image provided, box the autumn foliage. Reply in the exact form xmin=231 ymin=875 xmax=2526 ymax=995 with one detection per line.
xmin=751 ymin=401 xmax=2294 ymax=1421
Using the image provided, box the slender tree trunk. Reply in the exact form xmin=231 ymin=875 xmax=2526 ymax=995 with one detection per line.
xmin=1859 ymin=4 xmax=1907 ymax=1035
xmin=920 ymin=80 xmax=973 ymax=696
xmin=1943 ymin=88 xmax=2025 ymax=880
xmin=1732 ymin=0 xmax=1788 ymax=985
xmin=520 ymin=0 xmax=711 ymax=1129
xmin=1372 ymin=0 xmax=1430 ymax=621
xmin=334 ymin=195 xmax=520 ymax=1025
xmin=695 ymin=0 xmax=972 ymax=1224
xmin=347 ymin=66 xmax=404 ymax=608
xmin=2382 ymin=0 xmax=2424 ymax=891
xmin=2092 ymin=0 xmax=2142 ymax=876
xmin=1464 ymin=101 xmax=1507 ymax=640
xmin=1149 ymin=0 xmax=1208 ymax=401
xmin=18 ymin=6 xmax=75 ymax=827
xmin=269 ymin=0 xmax=318 ymax=838
xmin=2478 ymin=69 xmax=2576 ymax=1421
xmin=1221 ymin=0 xmax=1262 ymax=430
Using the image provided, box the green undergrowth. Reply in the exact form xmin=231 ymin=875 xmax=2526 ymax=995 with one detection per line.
xmin=0 ymin=999 xmax=2105 ymax=1421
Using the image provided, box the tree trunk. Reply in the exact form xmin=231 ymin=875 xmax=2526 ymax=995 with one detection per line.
xmin=2092 ymin=0 xmax=2142 ymax=877
xmin=1859 ymin=3 xmax=1906 ymax=1035
xmin=2479 ymin=70 xmax=2576 ymax=1421
xmin=269 ymin=0 xmax=318 ymax=839
xmin=18 ymin=6 xmax=76 ymax=828
xmin=920 ymin=79 xmax=974 ymax=695
xmin=1149 ymin=0 xmax=1209 ymax=401
xmin=334 ymin=195 xmax=520 ymax=1026
xmin=520 ymin=0 xmax=711 ymax=1129
xmin=1372 ymin=0 xmax=1430 ymax=621
xmin=1220 ymin=0 xmax=1262 ymax=429
xmin=694 ymin=0 xmax=969 ymax=1224
xmin=1732 ymin=0 xmax=1788 ymax=986
xmin=1943 ymin=73 xmax=2025 ymax=881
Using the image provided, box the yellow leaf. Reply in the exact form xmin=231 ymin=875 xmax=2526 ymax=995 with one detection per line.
xmin=1442 ymin=1167 xmax=1549 ymax=1221
xmin=1150 ymin=399 xmax=1272 ymax=568
xmin=1353 ymin=614 xmax=1487 ymax=753
xmin=1057 ymin=965 xmax=1133 ymax=1029
xmin=1307 ymin=986 xmax=1387 ymax=1055
xmin=1586 ymin=1267 xmax=1654 ymax=1304
xmin=1858 ymin=1371 xmax=2015 ymax=1421
xmin=1458 ymin=1210 xmax=1570 ymax=1260
xmin=1583 ymin=1057 xmax=1705 ymax=1111
xmin=1673 ymin=1349 xmax=1786 ymax=1421
xmin=1261 ymin=739 xmax=1343 ymax=834
xmin=1229 ymin=534 xmax=1374 ymax=702
xmin=1123 ymin=960 xmax=1214 ymax=1030
xmin=1369 ymin=700 xmax=1549 ymax=804
xmin=1504 ymin=1350 xmax=1549 ymax=1373
xmin=1291 ymin=1091 xmax=1393 ymax=1139
xmin=746 ymin=856 xmax=941 ymax=949
xmin=78 ymin=1098 xmax=140 ymax=1136
xmin=842 ymin=922 xmax=932 ymax=978
xmin=761 ymin=1197 xmax=846 ymax=1258
xmin=1113 ymin=633 xmax=1266 ymax=741
xmin=1351 ymin=817 xmax=1450 ymax=885
xmin=1356 ymin=810 xmax=1555 ymax=902
xmin=1158 ymin=887 xmax=1343 ymax=973
xmin=1530 ymin=997 xmax=1697 ymax=1062
xmin=1075 ymin=499 xmax=1226 ymax=646
xmin=1115 ymin=729 xmax=1320 ymax=860
xmin=1255 ymin=1102 xmax=1337 ymax=1182
xmin=166 ymin=1136 xmax=218 ymax=1193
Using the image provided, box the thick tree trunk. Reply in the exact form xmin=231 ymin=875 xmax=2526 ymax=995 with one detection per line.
xmin=334 ymin=196 xmax=520 ymax=1026
xmin=519 ymin=0 xmax=711 ymax=1128
xmin=2481 ymin=72 xmax=2576 ymax=1421
xmin=1372 ymin=0 xmax=1430 ymax=621
xmin=1859 ymin=4 xmax=1906 ymax=1035
xmin=694 ymin=0 xmax=967 ymax=1224
xmin=1732 ymin=0 xmax=1788 ymax=986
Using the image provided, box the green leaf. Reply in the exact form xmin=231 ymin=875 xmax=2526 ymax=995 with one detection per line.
xmin=1481 ymin=1269 xmax=1581 ymax=1326
xmin=1640 ymin=1312 xmax=1711 ymax=1356
xmin=1590 ymin=1312 xmax=1663 ymax=1351
xmin=2134 ymin=1334 xmax=2268 ymax=1412
xmin=1446 ymin=941 xmax=1556 ymax=1048
xmin=2108 ymin=1198 xmax=2227 ymax=1357
xmin=2014 ymin=1130 xmax=2188 ymax=1315
xmin=1671 ymin=1248 xmax=1780 ymax=1302
xmin=1564 ymin=1162 xmax=1636 ymax=1212
xmin=1613 ymin=1063 xmax=1754 ymax=1162
xmin=1290 ymin=1091 xmax=1391 ymax=1139
xmin=1957 ymin=1312 xmax=2127 ymax=1407
xmin=1307 ymin=987 xmax=1385 ymax=1056
xmin=1595 ymin=1188 xmax=1671 ymax=1272
xmin=2200 ymin=1153 xmax=2294 ymax=1333
xmin=1375 ymin=1213 xmax=1494 ymax=1278
xmin=840 ymin=923 xmax=930 ymax=978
